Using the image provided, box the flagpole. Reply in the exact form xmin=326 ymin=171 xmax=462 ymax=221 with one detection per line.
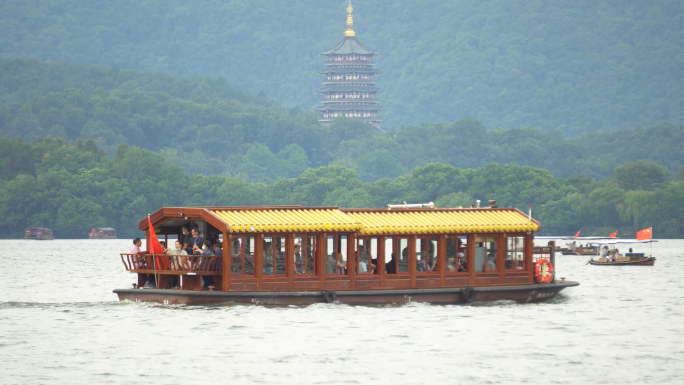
xmin=149 ymin=214 xmax=158 ymax=288
xmin=651 ymin=240 xmax=653 ymax=258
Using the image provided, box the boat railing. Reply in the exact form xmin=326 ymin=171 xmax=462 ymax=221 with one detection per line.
xmin=532 ymin=245 xmax=554 ymax=262
xmin=120 ymin=253 xmax=222 ymax=274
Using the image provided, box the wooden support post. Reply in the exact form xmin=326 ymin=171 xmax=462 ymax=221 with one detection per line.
xmin=550 ymin=240 xmax=556 ymax=283
xmin=222 ymin=233 xmax=230 ymax=291
xmin=468 ymin=234 xmax=476 ymax=285
xmin=410 ymin=235 xmax=416 ymax=288
xmin=349 ymin=233 xmax=356 ymax=289
xmin=379 ymin=236 xmax=386 ymax=287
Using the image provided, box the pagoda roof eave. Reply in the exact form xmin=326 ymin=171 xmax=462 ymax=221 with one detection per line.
xmin=315 ymin=105 xmax=384 ymax=112
xmin=317 ymin=68 xmax=381 ymax=75
xmin=320 ymin=36 xmax=379 ymax=55
xmin=316 ymin=86 xmax=379 ymax=93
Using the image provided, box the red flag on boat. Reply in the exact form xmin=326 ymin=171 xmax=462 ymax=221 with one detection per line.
xmin=147 ymin=216 xmax=168 ymax=269
xmin=609 ymin=231 xmax=617 ymax=238
xmin=636 ymin=227 xmax=652 ymax=241
xmin=574 ymin=230 xmax=581 ymax=237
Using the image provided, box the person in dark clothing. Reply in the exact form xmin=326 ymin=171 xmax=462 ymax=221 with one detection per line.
xmin=191 ymin=227 xmax=204 ymax=254
xmin=386 ymin=252 xmax=397 ymax=274
xmin=182 ymin=225 xmax=194 ymax=255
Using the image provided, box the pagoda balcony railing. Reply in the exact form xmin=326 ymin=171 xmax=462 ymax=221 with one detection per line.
xmin=324 ymin=59 xmax=375 ymax=66
xmin=322 ymin=79 xmax=377 ymax=85
xmin=321 ymin=99 xmax=378 ymax=105
xmin=318 ymin=116 xmax=382 ymax=124
xmin=321 ymin=94 xmax=378 ymax=100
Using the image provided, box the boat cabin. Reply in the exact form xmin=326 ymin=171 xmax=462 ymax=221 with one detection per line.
xmin=25 ymin=227 xmax=54 ymax=240
xmin=89 ymin=227 xmax=117 ymax=239
xmin=118 ymin=205 xmax=564 ymax=301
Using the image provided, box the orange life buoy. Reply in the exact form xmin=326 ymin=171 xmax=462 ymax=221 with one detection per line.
xmin=535 ymin=258 xmax=554 ymax=284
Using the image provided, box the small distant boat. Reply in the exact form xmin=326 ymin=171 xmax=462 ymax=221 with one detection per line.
xmin=25 ymin=227 xmax=54 ymax=240
xmin=588 ymin=253 xmax=656 ymax=266
xmin=536 ymin=236 xmax=616 ymax=255
xmin=587 ymin=239 xmax=657 ymax=266
xmin=560 ymin=245 xmax=599 ymax=256
xmin=89 ymin=227 xmax=117 ymax=239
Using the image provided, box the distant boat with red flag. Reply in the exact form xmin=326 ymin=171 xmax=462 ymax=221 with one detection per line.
xmin=588 ymin=228 xmax=656 ymax=266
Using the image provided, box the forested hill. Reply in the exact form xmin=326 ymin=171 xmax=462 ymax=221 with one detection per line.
xmin=2 ymin=58 xmax=683 ymax=183
xmin=1 ymin=137 xmax=683 ymax=239
xmin=1 ymin=0 xmax=682 ymax=134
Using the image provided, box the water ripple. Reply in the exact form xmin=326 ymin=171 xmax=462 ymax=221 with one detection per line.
xmin=0 ymin=239 xmax=683 ymax=384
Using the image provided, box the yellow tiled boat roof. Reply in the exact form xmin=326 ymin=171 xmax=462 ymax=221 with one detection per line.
xmin=345 ymin=210 xmax=539 ymax=235
xmin=212 ymin=208 xmax=363 ymax=233
xmin=211 ymin=207 xmax=538 ymax=234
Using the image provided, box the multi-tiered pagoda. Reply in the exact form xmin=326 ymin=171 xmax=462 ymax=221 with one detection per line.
xmin=316 ymin=1 xmax=382 ymax=128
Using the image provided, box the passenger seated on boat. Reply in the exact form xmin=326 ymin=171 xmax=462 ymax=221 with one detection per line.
xmin=446 ymin=255 xmax=457 ymax=271
xmin=601 ymin=246 xmax=609 ymax=258
xmin=357 ymin=246 xmax=375 ymax=274
xmin=275 ymin=249 xmax=287 ymax=275
xmin=612 ymin=249 xmax=622 ymax=261
xmin=263 ymin=243 xmax=275 ymax=275
xmin=325 ymin=253 xmax=336 ymax=274
xmin=169 ymin=240 xmax=188 ymax=270
xmin=336 ymin=252 xmax=347 ymax=275
xmin=386 ymin=253 xmax=397 ymax=274
xmin=607 ymin=249 xmax=617 ymax=262
xmin=486 ymin=256 xmax=497 ymax=271
xmin=293 ymin=244 xmax=302 ymax=274
xmin=211 ymin=243 xmax=223 ymax=271
xmin=131 ymin=237 xmax=145 ymax=268
xmin=458 ymin=252 xmax=467 ymax=272
xmin=416 ymin=258 xmax=426 ymax=272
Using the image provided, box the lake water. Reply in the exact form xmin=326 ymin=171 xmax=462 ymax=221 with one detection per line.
xmin=1 ymin=239 xmax=683 ymax=384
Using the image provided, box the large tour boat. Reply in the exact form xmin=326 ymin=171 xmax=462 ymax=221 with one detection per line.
xmin=24 ymin=227 xmax=54 ymax=240
xmin=114 ymin=203 xmax=578 ymax=306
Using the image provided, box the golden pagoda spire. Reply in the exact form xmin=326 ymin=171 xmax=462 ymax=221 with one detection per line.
xmin=344 ymin=0 xmax=355 ymax=37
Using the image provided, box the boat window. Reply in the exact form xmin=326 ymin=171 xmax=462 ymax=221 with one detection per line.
xmin=385 ymin=237 xmax=394 ymax=274
xmin=446 ymin=235 xmax=468 ymax=273
xmin=294 ymin=235 xmax=318 ymax=275
xmin=506 ymin=237 xmax=525 ymax=270
xmin=263 ymin=236 xmax=287 ymax=276
xmin=231 ymin=236 xmax=255 ymax=277
xmin=398 ymin=238 xmax=409 ymax=273
xmin=325 ymin=235 xmax=348 ymax=275
xmin=475 ymin=236 xmax=497 ymax=272
xmin=357 ymin=237 xmax=378 ymax=275
xmin=386 ymin=237 xmax=409 ymax=274
xmin=416 ymin=237 xmax=438 ymax=274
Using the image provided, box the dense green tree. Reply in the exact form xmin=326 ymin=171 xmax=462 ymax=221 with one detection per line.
xmin=1 ymin=137 xmax=683 ymax=239
xmin=2 ymin=59 xmax=683 ymax=183
xmin=55 ymin=197 xmax=105 ymax=238
xmin=613 ymin=160 xmax=669 ymax=191
xmin=673 ymin=166 xmax=684 ymax=182
xmin=435 ymin=192 xmax=475 ymax=208
xmin=3 ymin=1 xmax=683 ymax=132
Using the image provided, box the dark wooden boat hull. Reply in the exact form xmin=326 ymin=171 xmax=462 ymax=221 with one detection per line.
xmin=588 ymin=258 xmax=655 ymax=266
xmin=113 ymin=281 xmax=579 ymax=306
xmin=561 ymin=251 xmax=597 ymax=255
